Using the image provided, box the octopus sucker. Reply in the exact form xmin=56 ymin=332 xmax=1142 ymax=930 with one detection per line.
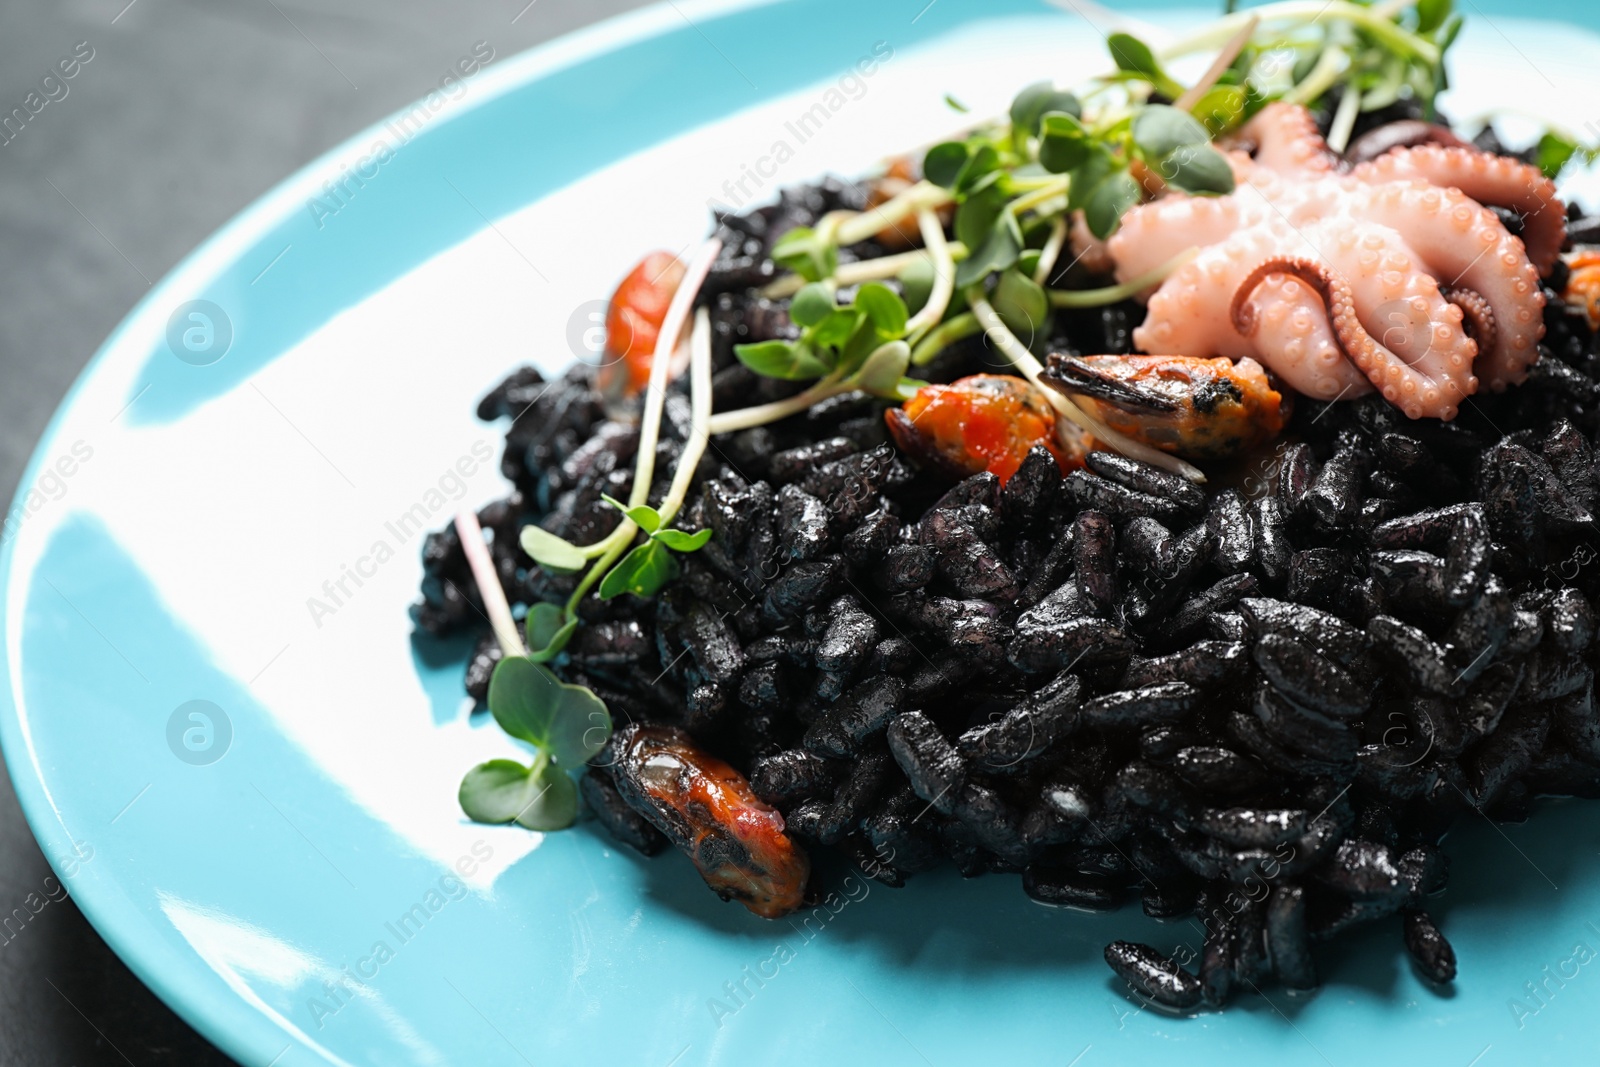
xmin=1246 ymin=277 xmax=1374 ymax=401
xmin=1446 ymin=281 xmax=1491 ymax=361
xmin=1355 ymin=184 xmax=1544 ymax=391
xmin=1230 ymin=256 xmax=1471 ymax=418
xmin=1231 ymin=102 xmax=1337 ymax=176
xmin=1107 ymin=102 xmax=1554 ymax=420
xmin=1350 ymin=143 xmax=1566 ymax=276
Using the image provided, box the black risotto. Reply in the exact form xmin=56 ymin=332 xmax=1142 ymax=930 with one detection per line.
xmin=413 ymin=102 xmax=1600 ymax=1010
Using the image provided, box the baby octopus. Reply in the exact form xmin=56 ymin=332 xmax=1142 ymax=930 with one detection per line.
xmin=1104 ymin=102 xmax=1564 ymax=420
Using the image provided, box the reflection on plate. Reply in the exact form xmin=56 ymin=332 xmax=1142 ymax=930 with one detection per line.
xmin=4 ymin=2 xmax=1600 ymax=1064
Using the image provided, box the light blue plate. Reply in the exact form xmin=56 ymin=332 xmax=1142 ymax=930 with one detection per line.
xmin=6 ymin=2 xmax=1600 ymax=1064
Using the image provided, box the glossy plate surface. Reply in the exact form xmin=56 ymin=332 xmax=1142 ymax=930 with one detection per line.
xmin=6 ymin=2 xmax=1600 ymax=1064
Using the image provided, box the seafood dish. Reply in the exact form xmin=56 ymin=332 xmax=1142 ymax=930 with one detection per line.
xmin=412 ymin=0 xmax=1600 ymax=1013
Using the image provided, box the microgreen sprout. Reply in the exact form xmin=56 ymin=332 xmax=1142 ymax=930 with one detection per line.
xmin=595 ymin=495 xmax=714 ymax=600
xmin=731 ymin=281 xmax=928 ymax=405
xmin=453 ymin=508 xmax=611 ymax=832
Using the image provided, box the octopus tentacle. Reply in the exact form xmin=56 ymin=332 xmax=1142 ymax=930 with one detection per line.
xmin=1110 ymin=194 xmax=1249 ymax=283
xmin=1344 ymin=121 xmax=1471 ymax=166
xmin=1312 ymin=222 xmax=1479 ymax=407
xmin=1355 ymin=180 xmax=1545 ymax=391
xmin=1068 ymin=212 xmax=1116 ymax=277
xmin=1237 ymin=102 xmax=1337 ymax=176
xmin=1225 ymin=271 xmax=1372 ymax=401
xmin=1135 ymin=229 xmax=1285 ymax=360
xmin=1232 ymin=256 xmax=1472 ymax=420
xmin=1351 ymin=144 xmax=1566 ymax=275
xmin=1442 ymin=286 xmax=1498 ymax=359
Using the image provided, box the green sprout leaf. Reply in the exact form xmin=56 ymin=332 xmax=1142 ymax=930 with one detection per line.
xmin=520 ymin=525 xmax=588 ymax=572
xmin=1010 ymin=81 xmax=1083 ymax=135
xmin=519 ymin=759 xmax=579 ymax=830
xmin=733 ymin=340 xmax=831 ymax=380
xmin=993 ymin=269 xmax=1050 ymax=340
xmin=458 ymin=756 xmax=579 ymax=831
xmin=1108 ymin=32 xmax=1162 ymax=77
xmin=954 ymin=143 xmax=1003 ymax=195
xmin=772 ymin=226 xmax=837 ymax=282
xmin=944 ymin=93 xmax=970 ymax=113
xmin=1190 ymin=84 xmax=1248 ymax=136
xmin=1416 ymin=0 xmax=1453 ymax=34
xmin=851 ymin=340 xmax=913 ymax=398
xmin=1437 ymin=12 xmax=1464 ymax=52
xmin=954 ymin=211 xmax=1023 ymax=288
xmin=811 ymin=308 xmax=865 ymax=352
xmin=601 ymin=494 xmax=661 ymax=534
xmin=924 ymin=141 xmax=970 ymax=188
xmin=459 ymin=759 xmax=543 ymax=824
xmin=1084 ymin=170 xmax=1142 ymax=239
xmin=525 ymin=602 xmax=578 ymax=663
xmin=1107 ymin=33 xmax=1185 ymax=98
xmin=954 ymin=182 xmax=1009 ymax=251
xmin=1132 ymin=104 xmax=1211 ymax=161
xmin=836 ymin=314 xmax=882 ymax=377
xmin=488 ymin=655 xmax=612 ymax=767
xmin=789 ymin=282 xmax=837 ymax=328
xmin=1536 ymin=131 xmax=1580 ymax=181
xmin=598 ymin=540 xmax=680 ymax=600
xmin=1160 ymin=143 xmax=1236 ymax=194
xmin=1039 ymin=112 xmax=1093 ymax=174
xmin=653 ymin=527 xmax=714 ymax=552
xmin=899 ymin=255 xmax=936 ymax=314
xmin=854 ymin=282 xmax=910 ymax=341
xmin=1067 ymin=146 xmax=1117 ymax=212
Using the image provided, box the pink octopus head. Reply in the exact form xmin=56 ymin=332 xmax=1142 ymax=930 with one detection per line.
xmin=1103 ymin=102 xmax=1561 ymax=420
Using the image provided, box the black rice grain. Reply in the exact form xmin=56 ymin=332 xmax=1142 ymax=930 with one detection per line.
xmin=1082 ymin=682 xmax=1199 ymax=729
xmin=1266 ymin=885 xmax=1318 ymax=991
xmin=1085 ymin=451 xmax=1207 ymax=514
xmin=1252 ymin=633 xmax=1369 ymax=719
xmin=1104 ymin=942 xmax=1203 ymax=1010
xmin=886 ymin=711 xmax=966 ymax=813
xmin=1065 ymin=469 xmax=1185 ymax=523
xmin=750 ymin=749 xmax=842 ymax=807
xmin=1402 ymin=909 xmax=1457 ymax=983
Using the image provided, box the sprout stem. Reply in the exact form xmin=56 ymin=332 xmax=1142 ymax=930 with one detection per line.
xmin=1008 ymin=179 xmax=1071 ymax=219
xmin=760 ymin=243 xmax=969 ymax=300
xmin=906 ymin=208 xmax=956 ymax=342
xmin=565 ymin=538 xmax=626 ymax=616
xmin=835 ymin=181 xmax=952 ymax=246
xmin=454 ymin=509 xmax=527 ymax=659
xmin=630 ymin=238 xmax=722 ymax=511
xmin=969 ymin=292 xmax=1207 ymax=484
xmin=1283 ymin=45 xmax=1347 ymax=107
xmin=1048 ymin=246 xmax=1198 ymax=308
xmin=1161 ymin=1 xmax=1434 ymax=67
xmin=562 ymin=237 xmax=721 ymax=615
xmin=657 ymin=309 xmax=715 ymax=527
xmin=1174 ymin=14 xmax=1260 ymax=111
xmin=910 ymin=311 xmax=981 ymax=366
xmin=705 ymin=373 xmax=848 ymax=435
xmin=1326 ymin=80 xmax=1363 ymax=153
xmin=1034 ymin=216 xmax=1070 ymax=287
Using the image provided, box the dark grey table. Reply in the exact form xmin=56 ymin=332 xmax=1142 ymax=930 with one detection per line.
xmin=0 ymin=2 xmax=648 ymax=1062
